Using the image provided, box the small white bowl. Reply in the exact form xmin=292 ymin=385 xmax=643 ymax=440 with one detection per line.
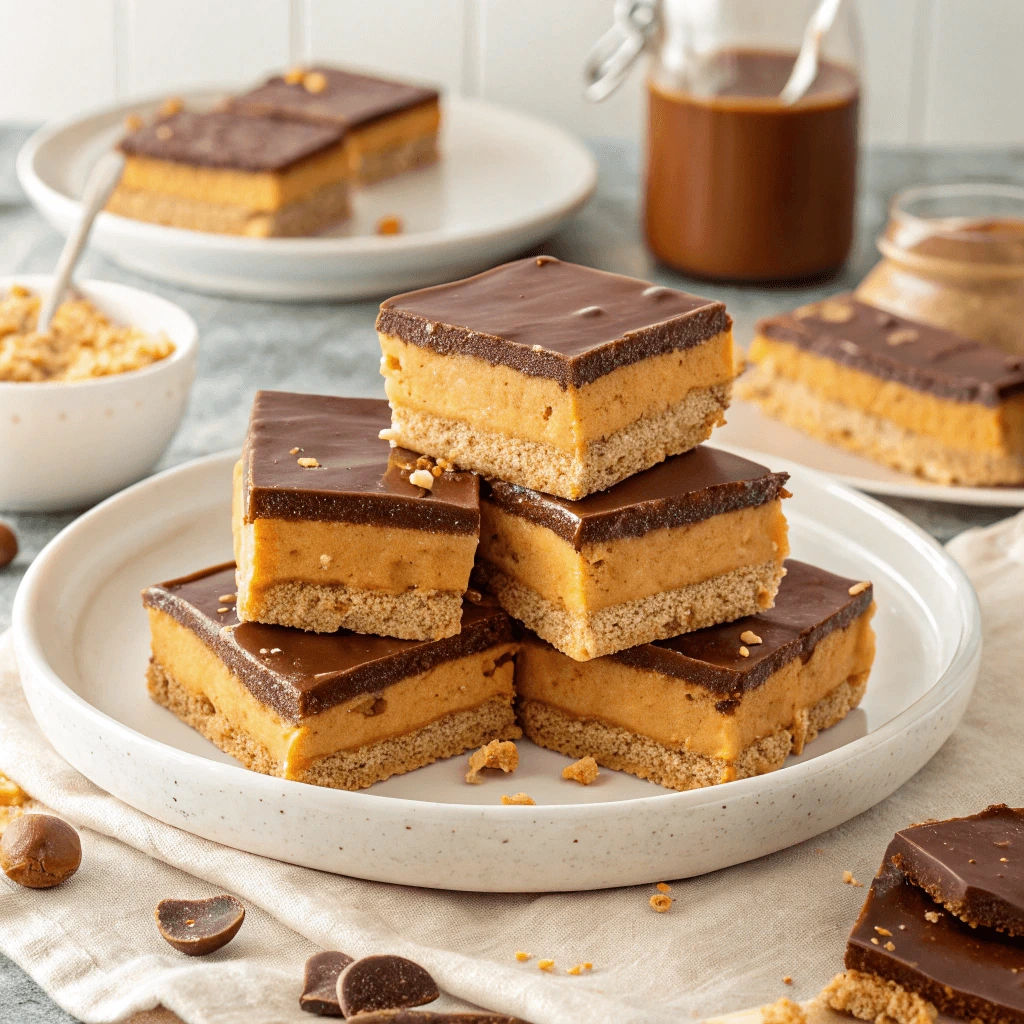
xmin=0 ymin=274 xmax=198 ymax=512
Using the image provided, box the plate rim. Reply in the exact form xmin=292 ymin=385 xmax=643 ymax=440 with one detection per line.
xmin=12 ymin=447 xmax=982 ymax=821
xmin=15 ymin=91 xmax=599 ymax=257
xmin=721 ymin=401 xmax=1024 ymax=508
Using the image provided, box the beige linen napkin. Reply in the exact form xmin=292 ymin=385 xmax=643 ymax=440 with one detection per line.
xmin=1 ymin=510 xmax=1022 ymax=1024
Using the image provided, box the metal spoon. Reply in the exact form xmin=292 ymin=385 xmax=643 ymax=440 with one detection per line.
xmin=779 ymin=0 xmax=844 ymax=107
xmin=36 ymin=149 xmax=125 ymax=334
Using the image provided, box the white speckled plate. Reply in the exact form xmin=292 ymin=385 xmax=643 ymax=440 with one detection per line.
xmin=717 ymin=399 xmax=1024 ymax=508
xmin=13 ymin=448 xmax=980 ymax=892
xmin=16 ymin=91 xmax=597 ymax=301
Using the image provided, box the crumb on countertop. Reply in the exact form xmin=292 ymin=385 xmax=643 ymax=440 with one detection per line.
xmin=650 ymin=893 xmax=673 ymax=913
xmin=761 ymin=997 xmax=807 ymax=1024
xmin=0 ymin=286 xmax=175 ymax=383
xmin=843 ymin=870 xmax=864 ymax=887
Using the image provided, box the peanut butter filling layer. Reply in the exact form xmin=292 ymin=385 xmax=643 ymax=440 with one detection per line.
xmin=118 ymin=140 xmax=350 ymax=212
xmin=344 ymin=101 xmax=440 ymax=163
xmin=148 ymin=608 xmax=515 ymax=777
xmin=480 ymin=498 xmax=788 ymax=613
xmin=379 ymin=329 xmax=734 ymax=454
xmin=748 ymin=334 xmax=1024 ymax=455
xmin=514 ymin=612 xmax=875 ymax=761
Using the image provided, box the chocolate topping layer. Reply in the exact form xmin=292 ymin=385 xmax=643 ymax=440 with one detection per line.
xmin=242 ymin=391 xmax=478 ymax=534
xmin=483 ymin=446 xmax=788 ymax=548
xmin=230 ymin=66 xmax=439 ymax=129
xmin=142 ymin=563 xmax=512 ymax=722
xmin=611 ymin=560 xmax=873 ymax=693
xmin=758 ymin=295 xmax=1024 ymax=406
xmin=376 ymin=257 xmax=731 ymax=389
xmin=889 ymin=804 xmax=1024 ymax=936
xmin=845 ymin=852 xmax=1024 ymax=1024
xmin=119 ymin=111 xmax=345 ymax=172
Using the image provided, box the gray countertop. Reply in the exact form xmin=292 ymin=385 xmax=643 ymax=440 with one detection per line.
xmin=0 ymin=131 xmax=1019 ymax=1022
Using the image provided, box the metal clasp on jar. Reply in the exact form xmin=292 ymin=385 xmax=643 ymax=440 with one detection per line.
xmin=583 ymin=0 xmax=658 ymax=101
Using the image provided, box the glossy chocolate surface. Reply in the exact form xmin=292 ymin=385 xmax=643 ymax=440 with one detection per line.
xmin=242 ymin=391 xmax=479 ymax=534
xmin=890 ymin=805 xmax=1024 ymax=935
xmin=376 ymin=257 xmax=730 ymax=389
xmin=230 ymin=66 xmax=438 ymax=129
xmin=143 ymin=563 xmax=512 ymax=722
xmin=119 ymin=111 xmax=345 ymax=172
xmin=758 ymin=296 xmax=1024 ymax=406
xmin=483 ymin=445 xmax=787 ymax=548
xmin=611 ymin=560 xmax=872 ymax=694
xmin=846 ymin=853 xmax=1024 ymax=1024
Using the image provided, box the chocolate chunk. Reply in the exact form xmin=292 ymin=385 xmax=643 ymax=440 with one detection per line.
xmin=352 ymin=1013 xmax=528 ymax=1023
xmin=612 ymin=560 xmax=873 ymax=694
xmin=0 ymin=814 xmax=81 ymax=888
xmin=119 ymin=110 xmax=345 ymax=172
xmin=0 ymin=521 xmax=16 ymax=568
xmin=377 ymin=257 xmax=730 ymax=390
xmin=230 ymin=67 xmax=438 ymax=130
xmin=242 ymin=392 xmax=479 ymax=534
xmin=890 ymin=804 xmax=1024 ymax=935
xmin=845 ymin=852 xmax=1024 ymax=1024
xmin=483 ymin=446 xmax=788 ymax=548
xmin=142 ymin=564 xmax=512 ymax=721
xmin=300 ymin=950 xmax=354 ymax=1016
xmin=759 ymin=296 xmax=1024 ymax=406
xmin=337 ymin=955 xmax=439 ymax=1017
xmin=154 ymin=894 xmax=245 ymax=956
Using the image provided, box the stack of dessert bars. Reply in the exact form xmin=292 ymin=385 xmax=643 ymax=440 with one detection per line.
xmin=143 ymin=257 xmax=876 ymax=793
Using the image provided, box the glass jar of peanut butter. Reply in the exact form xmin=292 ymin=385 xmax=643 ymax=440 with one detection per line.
xmin=856 ymin=183 xmax=1024 ymax=356
xmin=586 ymin=0 xmax=862 ymax=282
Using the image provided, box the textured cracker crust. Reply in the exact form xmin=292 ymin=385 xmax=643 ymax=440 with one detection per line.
xmin=240 ymin=578 xmax=463 ymax=640
xmin=517 ymin=674 xmax=868 ymax=792
xmin=106 ymin=178 xmax=351 ymax=237
xmin=738 ymin=364 xmax=1024 ymax=487
xmin=388 ymin=382 xmax=731 ymax=500
xmin=353 ymin=132 xmax=439 ymax=184
xmin=477 ymin=559 xmax=785 ymax=661
xmin=821 ymin=970 xmax=938 ymax=1024
xmin=147 ymin=660 xmax=520 ymax=791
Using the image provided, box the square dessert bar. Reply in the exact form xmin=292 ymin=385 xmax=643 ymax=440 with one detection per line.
xmin=477 ymin=446 xmax=790 ymax=660
xmin=516 ymin=560 xmax=875 ymax=792
xmin=109 ymin=110 xmax=351 ymax=237
xmin=377 ymin=257 xmax=736 ymax=500
xmin=888 ymin=804 xmax=1024 ymax=937
xmin=143 ymin=563 xmax=519 ymax=791
xmin=824 ymin=846 xmax=1024 ymax=1024
xmin=234 ymin=391 xmax=480 ymax=640
xmin=741 ymin=296 xmax=1024 ymax=487
xmin=229 ymin=66 xmax=440 ymax=184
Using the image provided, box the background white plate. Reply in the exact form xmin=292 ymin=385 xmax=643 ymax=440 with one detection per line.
xmin=717 ymin=399 xmax=1024 ymax=508
xmin=16 ymin=91 xmax=597 ymax=301
xmin=13 ymin=449 xmax=980 ymax=892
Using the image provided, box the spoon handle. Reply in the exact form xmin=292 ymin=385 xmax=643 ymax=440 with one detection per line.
xmin=36 ymin=150 xmax=126 ymax=334
xmin=779 ymin=0 xmax=844 ymax=107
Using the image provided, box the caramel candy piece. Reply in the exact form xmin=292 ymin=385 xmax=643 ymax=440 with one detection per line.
xmin=337 ymin=954 xmax=439 ymax=1017
xmin=0 ymin=814 xmax=81 ymax=888
xmin=154 ymin=894 xmax=245 ymax=956
xmin=300 ymin=950 xmax=354 ymax=1016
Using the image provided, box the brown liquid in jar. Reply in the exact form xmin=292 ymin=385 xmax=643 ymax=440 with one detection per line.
xmin=645 ymin=50 xmax=860 ymax=283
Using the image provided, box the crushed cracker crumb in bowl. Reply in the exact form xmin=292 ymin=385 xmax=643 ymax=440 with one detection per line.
xmin=0 ymin=275 xmax=197 ymax=511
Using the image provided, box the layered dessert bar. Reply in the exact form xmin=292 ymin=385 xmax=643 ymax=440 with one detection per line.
xmin=377 ymin=257 xmax=735 ymax=500
xmin=741 ymin=296 xmax=1024 ymax=487
xmin=109 ymin=110 xmax=350 ymax=237
xmin=234 ymin=391 xmax=479 ymax=640
xmin=143 ymin=563 xmax=518 ymax=790
xmin=229 ymin=66 xmax=440 ymax=184
xmin=476 ymin=446 xmax=790 ymax=660
xmin=824 ymin=841 xmax=1024 ymax=1024
xmin=888 ymin=805 xmax=1024 ymax=936
xmin=516 ymin=560 xmax=875 ymax=791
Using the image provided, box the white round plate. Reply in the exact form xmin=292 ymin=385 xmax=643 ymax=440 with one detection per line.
xmin=716 ymin=399 xmax=1024 ymax=508
xmin=13 ymin=449 xmax=980 ymax=892
xmin=16 ymin=91 xmax=597 ymax=301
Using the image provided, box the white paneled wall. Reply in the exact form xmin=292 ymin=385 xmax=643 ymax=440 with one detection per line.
xmin=0 ymin=0 xmax=1022 ymax=148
